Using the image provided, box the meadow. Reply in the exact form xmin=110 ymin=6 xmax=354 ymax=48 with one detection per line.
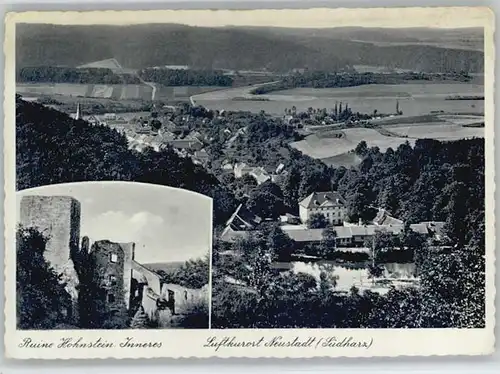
xmin=16 ymin=83 xmax=226 ymax=103
xmin=387 ymin=124 xmax=484 ymax=140
xmin=193 ymin=82 xmax=484 ymax=116
xmin=291 ymin=112 xmax=484 ymax=167
xmin=290 ymin=128 xmax=418 ymax=162
xmin=154 ymin=85 xmax=227 ymax=101
xmin=17 ymin=83 xmax=153 ymax=101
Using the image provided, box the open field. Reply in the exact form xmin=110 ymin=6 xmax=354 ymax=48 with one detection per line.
xmin=154 ymin=85 xmax=227 ymax=101
xmin=387 ymin=124 xmax=484 ymax=140
xmin=321 ymin=152 xmax=363 ymax=168
xmin=193 ymin=81 xmax=484 ymax=116
xmin=291 ymin=128 xmax=417 ymax=160
xmin=291 ymin=113 xmax=484 ymax=167
xmin=17 ymin=83 xmax=153 ymax=101
xmin=17 ymin=83 xmax=227 ymax=102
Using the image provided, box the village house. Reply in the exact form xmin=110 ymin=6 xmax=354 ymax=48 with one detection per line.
xmin=280 ymin=213 xmax=301 ymax=225
xmin=219 ymin=203 xmax=263 ymax=242
xmin=166 ymin=138 xmax=204 ymax=151
xmin=249 ymin=167 xmax=271 ymax=185
xmin=233 ymin=162 xmax=271 ymax=185
xmin=372 ymin=208 xmax=404 ymax=226
xmin=299 ymin=191 xmax=348 ymax=226
xmin=233 ymin=162 xmax=255 ymax=178
xmin=192 ymin=149 xmax=210 ymax=165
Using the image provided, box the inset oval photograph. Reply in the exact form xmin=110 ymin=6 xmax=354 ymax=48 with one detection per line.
xmin=16 ymin=181 xmax=212 ymax=330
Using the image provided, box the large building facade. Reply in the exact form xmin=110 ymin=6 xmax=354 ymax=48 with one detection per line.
xmin=299 ymin=191 xmax=348 ymax=226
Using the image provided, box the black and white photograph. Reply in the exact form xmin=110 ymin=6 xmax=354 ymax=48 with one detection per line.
xmin=5 ymin=6 xmax=494 ymax=359
xmin=16 ymin=182 xmax=211 ymax=330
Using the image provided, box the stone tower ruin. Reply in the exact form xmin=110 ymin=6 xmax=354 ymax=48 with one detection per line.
xmin=19 ymin=195 xmax=82 ymax=324
xmin=89 ymin=240 xmax=135 ymax=313
xmin=20 ymin=195 xmax=81 ymax=273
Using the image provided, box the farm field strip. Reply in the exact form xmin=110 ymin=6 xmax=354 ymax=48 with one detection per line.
xmin=291 ymin=119 xmax=484 ymax=166
xmin=17 ymin=83 xmax=229 ymax=102
xmin=387 ymin=124 xmax=484 ymax=140
xmin=290 ymin=128 xmax=418 ymax=159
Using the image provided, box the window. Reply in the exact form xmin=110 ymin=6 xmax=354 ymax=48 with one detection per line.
xmin=184 ymin=291 xmax=188 ymax=300
xmin=108 ymin=293 xmax=115 ymax=303
xmin=110 ymin=253 xmax=118 ymax=263
xmin=109 ymin=275 xmax=117 ymax=286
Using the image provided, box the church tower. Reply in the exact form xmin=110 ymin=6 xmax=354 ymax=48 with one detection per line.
xmin=75 ymin=103 xmax=80 ymax=120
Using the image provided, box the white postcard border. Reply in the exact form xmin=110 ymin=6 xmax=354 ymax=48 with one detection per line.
xmin=3 ymin=7 xmax=496 ymax=359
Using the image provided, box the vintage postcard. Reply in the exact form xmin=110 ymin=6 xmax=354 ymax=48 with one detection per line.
xmin=3 ymin=7 xmax=495 ymax=359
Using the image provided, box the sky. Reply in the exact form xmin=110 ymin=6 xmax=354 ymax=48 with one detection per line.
xmin=16 ymin=182 xmax=212 ymax=264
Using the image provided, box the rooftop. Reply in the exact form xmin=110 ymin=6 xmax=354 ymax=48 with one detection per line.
xmin=281 ymin=221 xmax=445 ymax=242
xmin=373 ymin=208 xmax=404 ymax=226
xmin=299 ymin=191 xmax=346 ymax=209
xmin=283 ymin=228 xmax=324 ymax=242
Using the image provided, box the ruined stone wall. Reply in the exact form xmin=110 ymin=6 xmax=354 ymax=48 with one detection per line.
xmin=141 ymin=285 xmax=159 ymax=321
xmin=119 ymin=242 xmax=135 ymax=310
xmin=161 ymin=283 xmax=208 ymax=315
xmin=131 ymin=260 xmax=162 ymax=295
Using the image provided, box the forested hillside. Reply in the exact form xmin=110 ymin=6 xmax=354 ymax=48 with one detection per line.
xmin=139 ymin=68 xmax=233 ymax=86
xmin=16 ymin=24 xmax=484 ymax=73
xmin=252 ymin=71 xmax=473 ymax=94
xmin=17 ymin=66 xmax=140 ymax=84
xmin=15 ymin=97 xmax=236 ymax=224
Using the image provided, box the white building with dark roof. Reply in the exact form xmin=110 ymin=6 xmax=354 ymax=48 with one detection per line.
xmin=299 ymin=191 xmax=348 ymax=226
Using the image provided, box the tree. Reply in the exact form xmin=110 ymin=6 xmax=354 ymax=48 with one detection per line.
xmin=130 ymin=306 xmax=150 ymax=329
xmin=367 ymin=263 xmax=384 ymax=281
xmin=319 ymin=227 xmax=337 ymax=258
xmin=150 ymin=119 xmax=162 ymax=130
xmin=17 ymin=226 xmax=74 ymax=330
xmin=378 ymin=177 xmax=400 ymax=215
xmin=418 ymin=244 xmax=484 ymax=328
xmin=241 ymin=173 xmax=258 ymax=187
xmin=354 ymin=141 xmax=368 ymax=156
xmin=175 ymin=297 xmax=209 ymax=329
xmin=262 ymin=223 xmax=294 ymax=261
xmin=318 ymin=263 xmax=339 ymax=298
xmin=347 ymin=192 xmax=373 ymax=224
xmin=413 ymin=241 xmax=430 ymax=276
xmin=442 ymin=181 xmax=470 ymax=246
xmin=160 ymin=257 xmax=209 ymax=289
xmin=280 ymin=167 xmax=301 ymax=210
xmin=235 ymin=233 xmax=274 ymax=297
xmin=307 ymin=213 xmax=328 ymax=229
xmin=246 ymin=191 xmax=284 ymax=220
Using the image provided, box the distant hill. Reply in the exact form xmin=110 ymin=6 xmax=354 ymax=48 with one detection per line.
xmin=142 ymin=262 xmax=185 ymax=274
xmin=16 ymin=24 xmax=484 ymax=73
xmin=240 ymin=26 xmax=484 ymax=50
